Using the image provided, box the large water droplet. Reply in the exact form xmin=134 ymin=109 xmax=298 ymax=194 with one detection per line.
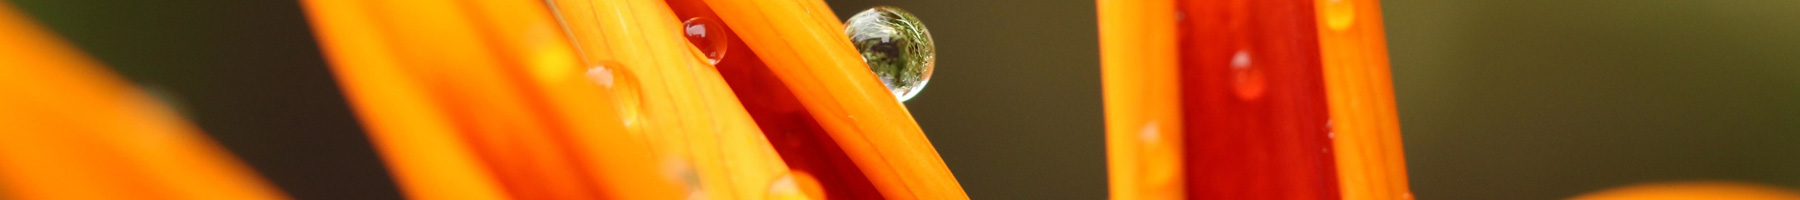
xmin=846 ymin=6 xmax=935 ymax=102
xmin=684 ymin=17 xmax=730 ymax=64
xmin=1324 ymin=0 xmax=1356 ymax=31
xmin=586 ymin=61 xmax=643 ymax=126
xmin=1230 ymin=50 xmax=1265 ymax=100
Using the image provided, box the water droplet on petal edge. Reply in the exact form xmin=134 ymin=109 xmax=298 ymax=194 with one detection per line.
xmin=684 ymin=17 xmax=730 ymax=64
xmin=846 ymin=6 xmax=935 ymax=102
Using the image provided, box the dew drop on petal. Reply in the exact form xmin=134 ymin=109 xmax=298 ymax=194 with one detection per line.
xmin=1139 ymin=120 xmax=1183 ymax=199
xmin=766 ymin=171 xmax=823 ymax=200
xmin=846 ymin=6 xmax=935 ymax=102
xmin=659 ymin=158 xmax=709 ymax=200
xmin=1325 ymin=120 xmax=1336 ymax=139
xmin=1138 ymin=121 xmax=1160 ymax=143
xmin=684 ymin=17 xmax=730 ymax=64
xmin=1230 ymin=50 xmax=1265 ymax=101
xmin=587 ymin=61 xmax=643 ymax=127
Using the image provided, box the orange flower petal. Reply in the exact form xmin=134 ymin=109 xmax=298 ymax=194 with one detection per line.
xmin=305 ymin=0 xmax=682 ymax=199
xmin=1097 ymin=0 xmax=1185 ymax=199
xmin=1102 ymin=0 xmax=1412 ymax=198
xmin=1315 ymin=0 xmax=1413 ymax=199
xmin=544 ymin=0 xmax=794 ymax=199
xmin=702 ymin=0 xmax=968 ymax=199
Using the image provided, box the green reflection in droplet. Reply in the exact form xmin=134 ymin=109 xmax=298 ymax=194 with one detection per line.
xmin=846 ymin=6 xmax=935 ymax=102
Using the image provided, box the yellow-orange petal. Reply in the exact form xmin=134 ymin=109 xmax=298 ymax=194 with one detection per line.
xmin=303 ymin=1 xmax=513 ymax=199
xmin=1314 ymin=0 xmax=1413 ymax=199
xmin=1097 ymin=0 xmax=1185 ymax=199
xmin=701 ymin=0 xmax=969 ymax=199
xmin=305 ymin=0 xmax=683 ymax=199
xmin=546 ymin=0 xmax=795 ymax=199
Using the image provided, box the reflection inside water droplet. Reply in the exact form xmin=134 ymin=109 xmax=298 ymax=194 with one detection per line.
xmin=586 ymin=61 xmax=642 ymax=126
xmin=684 ymin=17 xmax=730 ymax=64
xmin=846 ymin=6 xmax=935 ymax=102
xmin=1230 ymin=50 xmax=1265 ymax=100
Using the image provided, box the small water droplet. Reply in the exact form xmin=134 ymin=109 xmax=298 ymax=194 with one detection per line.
xmin=1142 ymin=121 xmax=1181 ymax=193
xmin=684 ymin=17 xmax=730 ymax=64
xmin=587 ymin=61 xmax=643 ymax=126
xmin=1230 ymin=50 xmax=1265 ymax=100
xmin=846 ymin=6 xmax=935 ymax=102
xmin=660 ymin=159 xmax=708 ymax=200
xmin=1139 ymin=121 xmax=1161 ymax=142
xmin=1325 ymin=120 xmax=1335 ymax=138
xmin=766 ymin=172 xmax=822 ymax=200
xmin=1324 ymin=0 xmax=1355 ymax=31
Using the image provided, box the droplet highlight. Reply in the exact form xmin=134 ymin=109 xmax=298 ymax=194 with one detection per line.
xmin=586 ymin=61 xmax=643 ymax=126
xmin=684 ymin=17 xmax=730 ymax=64
xmin=1230 ymin=50 xmax=1265 ymax=100
xmin=846 ymin=6 xmax=935 ymax=102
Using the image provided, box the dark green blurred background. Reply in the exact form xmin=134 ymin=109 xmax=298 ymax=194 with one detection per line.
xmin=10 ymin=0 xmax=1799 ymax=199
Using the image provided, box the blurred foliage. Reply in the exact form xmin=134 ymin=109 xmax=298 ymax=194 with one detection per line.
xmin=1387 ymin=0 xmax=1800 ymax=199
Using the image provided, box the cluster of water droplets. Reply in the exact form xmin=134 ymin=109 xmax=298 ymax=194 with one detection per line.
xmin=576 ymin=8 xmax=936 ymax=198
